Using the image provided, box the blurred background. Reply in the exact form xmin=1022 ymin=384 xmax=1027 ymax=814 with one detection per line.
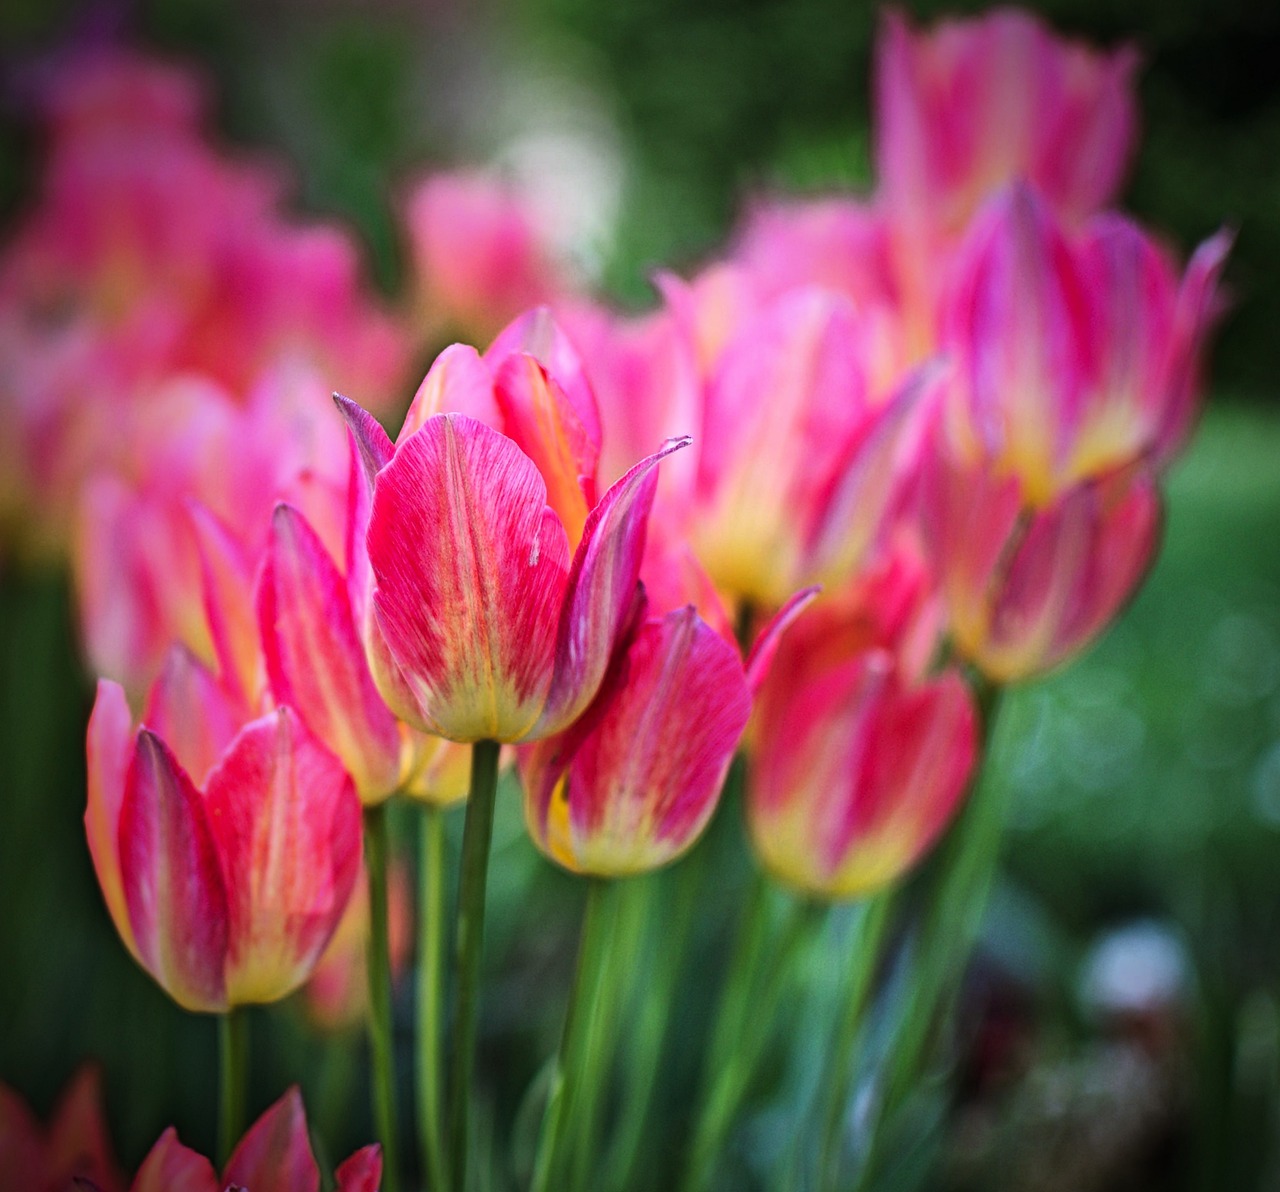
xmin=2 ymin=1 xmax=1280 ymax=1189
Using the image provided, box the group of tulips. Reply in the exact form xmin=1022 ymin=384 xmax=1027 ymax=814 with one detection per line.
xmin=0 ymin=6 xmax=1229 ymax=1191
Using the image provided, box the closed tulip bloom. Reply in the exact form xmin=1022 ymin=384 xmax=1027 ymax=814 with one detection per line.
xmin=520 ymin=606 xmax=752 ymax=876
xmin=126 ymin=1087 xmax=379 ymax=1192
xmin=339 ymin=336 xmax=687 ymax=744
xmin=747 ymin=580 xmax=976 ymax=900
xmin=875 ymin=8 xmax=1139 ymax=234
xmin=919 ymin=440 xmax=1161 ymax=683
xmin=941 ymin=187 xmax=1229 ymax=505
xmin=85 ymin=648 xmax=362 ymax=1012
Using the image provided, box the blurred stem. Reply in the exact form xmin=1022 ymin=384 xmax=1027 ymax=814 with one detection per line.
xmin=218 ymin=1008 xmax=248 ymax=1167
xmin=682 ymin=875 xmax=823 ymax=1192
xmin=418 ymin=804 xmax=450 ymax=1192
xmin=604 ymin=853 xmax=706 ymax=1192
xmin=449 ymin=739 xmax=501 ymax=1191
xmin=857 ymin=677 xmax=1004 ymax=1190
xmin=531 ymin=879 xmax=620 ymax=1192
xmin=365 ymin=802 xmax=401 ymax=1192
xmin=815 ymin=894 xmax=894 ymax=1192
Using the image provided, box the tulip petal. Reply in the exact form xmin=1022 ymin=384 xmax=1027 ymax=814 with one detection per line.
xmin=205 ymin=708 xmax=362 ymax=1005
xmin=259 ymin=504 xmax=401 ymax=802
xmin=744 ymin=586 xmax=821 ymax=694
xmin=334 ymin=1146 xmax=383 ymax=1192
xmin=222 ymin=1088 xmax=318 ymax=1192
xmin=493 ymin=352 xmax=598 ymax=546
xmin=189 ymin=503 xmax=260 ymax=706
xmin=533 ymin=436 xmax=689 ymax=738
xmin=86 ymin=680 xmax=138 ymax=961
xmin=334 ymin=393 xmax=394 ymax=488
xmin=0 ymin=1083 xmax=44 ymax=1192
xmin=143 ymin=646 xmax=244 ymax=787
xmin=399 ymin=343 xmax=501 ymax=442
xmin=368 ymin=413 xmax=571 ymax=741
xmin=132 ymin=1128 xmax=219 ymax=1192
xmin=45 ymin=1066 xmax=122 ymax=1192
xmin=120 ymin=731 xmax=228 ymax=1012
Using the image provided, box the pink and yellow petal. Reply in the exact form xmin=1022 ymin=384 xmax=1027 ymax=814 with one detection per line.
xmin=86 ymin=680 xmax=138 ymax=959
xmin=222 ymin=1087 xmax=318 ymax=1192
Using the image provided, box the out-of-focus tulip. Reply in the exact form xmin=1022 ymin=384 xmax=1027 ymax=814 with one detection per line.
xmin=404 ymin=169 xmax=568 ymax=343
xmin=919 ymin=440 xmax=1162 ymax=683
xmin=940 ymin=187 xmax=1230 ymax=505
xmin=0 ymin=48 xmax=409 ymax=559
xmin=85 ymin=648 xmax=362 ymax=1012
xmin=123 ymin=1087 xmax=379 ymax=1192
xmin=662 ymin=280 xmax=933 ymax=609
xmin=304 ymin=853 xmax=414 ymax=1032
xmin=747 ymin=565 xmax=976 ymax=899
xmin=339 ymin=333 xmax=687 ymax=743
xmin=0 ymin=1067 xmax=123 ymax=1192
xmin=71 ymin=364 xmax=349 ymax=697
xmin=875 ymin=8 xmax=1139 ymax=235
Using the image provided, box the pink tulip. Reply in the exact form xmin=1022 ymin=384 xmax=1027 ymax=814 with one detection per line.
xmin=85 ymin=648 xmax=362 ymax=1012
xmin=875 ymin=7 xmax=1140 ymax=235
xmin=125 ymin=1087 xmax=379 ymax=1192
xmin=919 ymin=437 xmax=1161 ymax=683
xmin=940 ymin=187 xmax=1230 ymax=505
xmin=0 ymin=1067 xmax=123 ymax=1192
xmin=339 ymin=332 xmax=687 ymax=743
xmin=663 ymin=280 xmax=934 ymax=608
xmin=404 ymin=169 xmax=567 ymax=342
xmin=747 ymin=566 xmax=976 ymax=899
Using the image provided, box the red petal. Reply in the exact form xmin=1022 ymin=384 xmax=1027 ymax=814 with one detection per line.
xmin=131 ymin=1128 xmax=218 ymax=1192
xmin=222 ymin=1088 xmax=317 ymax=1192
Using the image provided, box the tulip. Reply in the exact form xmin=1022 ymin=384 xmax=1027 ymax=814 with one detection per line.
xmin=0 ymin=1067 xmax=122 ymax=1192
xmin=125 ymin=1087 xmax=379 ymax=1192
xmin=875 ymin=8 xmax=1140 ymax=235
xmin=940 ymin=186 xmax=1230 ymax=505
xmin=340 ymin=362 xmax=687 ymax=745
xmin=918 ymin=440 xmax=1162 ymax=683
xmin=663 ymin=282 xmax=932 ymax=609
xmin=85 ymin=647 xmax=362 ymax=1012
xmin=747 ymin=577 xmax=976 ymax=900
xmin=404 ymin=169 xmax=567 ymax=342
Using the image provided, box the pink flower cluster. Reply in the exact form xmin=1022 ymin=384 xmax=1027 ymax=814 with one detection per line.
xmin=0 ymin=8 xmax=1229 ymax=1102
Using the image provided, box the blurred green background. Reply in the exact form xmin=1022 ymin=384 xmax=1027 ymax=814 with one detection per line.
xmin=2 ymin=0 xmax=1280 ymax=1189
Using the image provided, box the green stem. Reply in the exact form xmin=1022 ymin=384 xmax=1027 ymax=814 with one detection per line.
xmin=531 ymin=879 xmax=619 ymax=1192
xmin=418 ymin=805 xmax=450 ymax=1192
xmin=682 ymin=880 xmax=822 ymax=1192
xmin=365 ymin=803 xmax=401 ymax=1192
xmin=816 ymin=894 xmax=894 ymax=1192
xmin=218 ymin=1008 xmax=248 ymax=1167
xmin=856 ymin=678 xmax=1005 ymax=1189
xmin=449 ymin=739 xmax=501 ymax=1191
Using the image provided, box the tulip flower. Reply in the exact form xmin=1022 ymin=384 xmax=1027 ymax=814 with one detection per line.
xmin=918 ymin=440 xmax=1162 ymax=683
xmin=747 ymin=568 xmax=976 ymax=899
xmin=85 ymin=647 xmax=362 ymax=1012
xmin=404 ymin=169 xmax=567 ymax=342
xmin=875 ymin=8 xmax=1140 ymax=234
xmin=940 ymin=186 xmax=1230 ymax=505
xmin=122 ymin=1087 xmax=379 ymax=1192
xmin=0 ymin=1067 xmax=123 ymax=1192
xmin=662 ymin=282 xmax=933 ymax=609
xmin=340 ymin=346 xmax=687 ymax=744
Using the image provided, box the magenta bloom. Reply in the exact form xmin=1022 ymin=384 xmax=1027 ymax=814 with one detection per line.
xmin=85 ymin=648 xmax=362 ymax=1012
xmin=341 ymin=335 xmax=686 ymax=744
xmin=748 ymin=556 xmax=976 ymax=899
xmin=875 ymin=7 xmax=1140 ymax=234
xmin=126 ymin=1088 xmax=378 ymax=1192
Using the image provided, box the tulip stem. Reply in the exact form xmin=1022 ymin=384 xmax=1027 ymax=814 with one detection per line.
xmin=217 ymin=1008 xmax=248 ymax=1166
xmin=418 ymin=804 xmax=450 ymax=1192
xmin=449 ymin=739 xmax=501 ymax=1191
xmin=855 ymin=677 xmax=1004 ymax=1190
xmin=682 ymin=875 xmax=823 ymax=1192
xmin=531 ymin=878 xmax=619 ymax=1192
xmin=365 ymin=803 xmax=401 ymax=1192
xmin=815 ymin=893 xmax=894 ymax=1191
